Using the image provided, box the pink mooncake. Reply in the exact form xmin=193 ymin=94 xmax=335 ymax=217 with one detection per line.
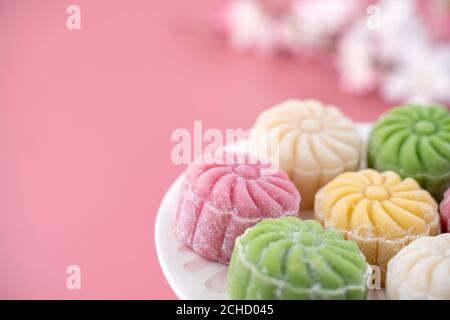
xmin=174 ymin=152 xmax=301 ymax=263
xmin=440 ymin=187 xmax=450 ymax=233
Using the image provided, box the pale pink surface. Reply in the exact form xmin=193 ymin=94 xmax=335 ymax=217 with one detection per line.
xmin=440 ymin=188 xmax=450 ymax=233
xmin=175 ymin=153 xmax=300 ymax=263
xmin=0 ymin=1 xmax=388 ymax=299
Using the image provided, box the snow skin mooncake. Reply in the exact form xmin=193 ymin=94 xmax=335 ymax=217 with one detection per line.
xmin=228 ymin=217 xmax=370 ymax=300
xmin=174 ymin=152 xmax=300 ymax=263
xmin=314 ymin=169 xmax=441 ymax=286
xmin=386 ymin=233 xmax=450 ymax=300
xmin=368 ymin=104 xmax=450 ymax=201
xmin=440 ymin=187 xmax=450 ymax=233
xmin=250 ymin=99 xmax=361 ymax=209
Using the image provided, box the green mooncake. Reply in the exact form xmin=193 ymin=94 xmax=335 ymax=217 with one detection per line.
xmin=368 ymin=105 xmax=450 ymax=201
xmin=227 ymin=217 xmax=370 ymax=300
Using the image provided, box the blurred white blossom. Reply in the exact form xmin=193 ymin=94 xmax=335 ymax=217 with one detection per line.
xmin=337 ymin=0 xmax=450 ymax=104
xmin=337 ymin=21 xmax=378 ymax=94
xmin=290 ymin=0 xmax=363 ymax=47
xmin=374 ymin=0 xmax=429 ymax=64
xmin=222 ymin=0 xmax=450 ymax=104
xmin=381 ymin=46 xmax=450 ymax=104
xmin=225 ymin=0 xmax=279 ymax=55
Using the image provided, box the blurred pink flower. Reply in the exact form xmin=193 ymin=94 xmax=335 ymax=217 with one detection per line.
xmin=220 ymin=0 xmax=450 ymax=104
xmin=289 ymin=0 xmax=369 ymax=48
xmin=259 ymin=0 xmax=292 ymax=16
xmin=417 ymin=0 xmax=450 ymax=42
xmin=221 ymin=0 xmax=281 ymax=56
xmin=336 ymin=22 xmax=379 ymax=95
xmin=221 ymin=0 xmax=369 ymax=56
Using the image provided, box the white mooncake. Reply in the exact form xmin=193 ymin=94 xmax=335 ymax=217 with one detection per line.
xmin=386 ymin=233 xmax=450 ymax=300
xmin=250 ymin=99 xmax=361 ymax=209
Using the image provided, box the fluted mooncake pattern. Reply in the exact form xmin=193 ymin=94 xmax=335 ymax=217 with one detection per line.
xmin=368 ymin=105 xmax=450 ymax=201
xmin=228 ymin=217 xmax=370 ymax=300
xmin=386 ymin=233 xmax=450 ymax=300
xmin=251 ymin=99 xmax=361 ymax=209
xmin=440 ymin=187 xmax=450 ymax=233
xmin=314 ymin=169 xmax=441 ymax=285
xmin=175 ymin=153 xmax=300 ymax=263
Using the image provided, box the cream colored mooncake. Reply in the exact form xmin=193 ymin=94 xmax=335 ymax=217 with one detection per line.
xmin=314 ymin=169 xmax=441 ymax=286
xmin=250 ymin=99 xmax=361 ymax=209
xmin=386 ymin=233 xmax=450 ymax=300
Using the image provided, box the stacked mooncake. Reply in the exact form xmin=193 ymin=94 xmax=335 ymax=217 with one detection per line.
xmin=172 ymin=100 xmax=450 ymax=300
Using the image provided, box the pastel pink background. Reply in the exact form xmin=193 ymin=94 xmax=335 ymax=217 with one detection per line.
xmin=0 ymin=0 xmax=388 ymax=299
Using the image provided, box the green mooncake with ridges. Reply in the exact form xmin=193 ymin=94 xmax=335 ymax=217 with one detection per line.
xmin=368 ymin=105 xmax=450 ymax=201
xmin=227 ymin=217 xmax=370 ymax=300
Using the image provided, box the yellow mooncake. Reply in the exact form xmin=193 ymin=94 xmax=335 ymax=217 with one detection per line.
xmin=314 ymin=169 xmax=441 ymax=286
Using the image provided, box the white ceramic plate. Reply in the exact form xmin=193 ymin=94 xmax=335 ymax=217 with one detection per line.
xmin=155 ymin=123 xmax=386 ymax=300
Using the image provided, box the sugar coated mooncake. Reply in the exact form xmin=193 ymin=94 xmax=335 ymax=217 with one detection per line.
xmin=227 ymin=217 xmax=370 ymax=300
xmin=440 ymin=187 xmax=450 ymax=233
xmin=386 ymin=233 xmax=450 ymax=300
xmin=314 ymin=169 xmax=441 ymax=285
xmin=174 ymin=152 xmax=300 ymax=263
xmin=250 ymin=99 xmax=361 ymax=209
xmin=368 ymin=104 xmax=450 ymax=201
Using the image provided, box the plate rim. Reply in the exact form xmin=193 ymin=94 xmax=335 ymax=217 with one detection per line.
xmin=155 ymin=122 xmax=377 ymax=300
